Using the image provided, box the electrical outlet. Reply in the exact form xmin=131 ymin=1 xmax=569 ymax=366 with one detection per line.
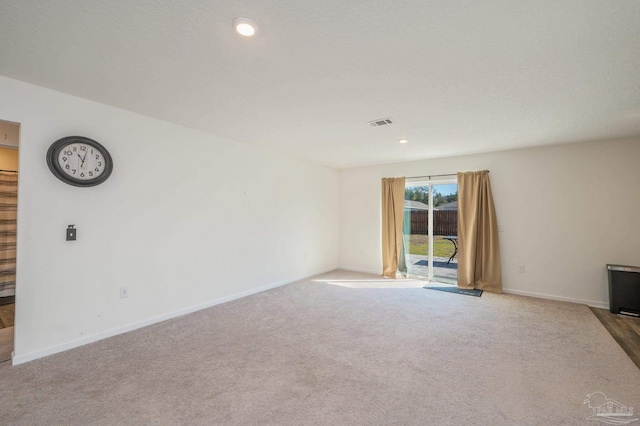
xmin=119 ymin=287 xmax=129 ymax=298
xmin=518 ymin=265 xmax=526 ymax=273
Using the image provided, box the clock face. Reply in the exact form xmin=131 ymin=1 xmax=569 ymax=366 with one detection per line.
xmin=47 ymin=136 xmax=113 ymax=187
xmin=57 ymin=142 xmax=107 ymax=181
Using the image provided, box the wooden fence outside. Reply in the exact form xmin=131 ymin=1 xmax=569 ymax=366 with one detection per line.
xmin=408 ymin=210 xmax=457 ymax=235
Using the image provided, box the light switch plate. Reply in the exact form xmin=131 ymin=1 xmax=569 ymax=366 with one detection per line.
xmin=66 ymin=225 xmax=76 ymax=241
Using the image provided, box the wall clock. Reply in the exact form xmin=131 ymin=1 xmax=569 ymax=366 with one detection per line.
xmin=46 ymin=136 xmax=113 ymax=187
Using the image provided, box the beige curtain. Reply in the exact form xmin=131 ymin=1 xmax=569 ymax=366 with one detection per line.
xmin=381 ymin=177 xmax=406 ymax=278
xmin=457 ymin=171 xmax=502 ymax=293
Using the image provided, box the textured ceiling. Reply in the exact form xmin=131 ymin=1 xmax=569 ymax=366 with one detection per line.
xmin=1 ymin=0 xmax=639 ymax=168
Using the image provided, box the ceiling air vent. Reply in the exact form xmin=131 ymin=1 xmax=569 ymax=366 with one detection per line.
xmin=368 ymin=117 xmax=393 ymax=127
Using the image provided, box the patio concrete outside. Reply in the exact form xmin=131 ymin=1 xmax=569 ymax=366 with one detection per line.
xmin=406 ymin=254 xmax=458 ymax=283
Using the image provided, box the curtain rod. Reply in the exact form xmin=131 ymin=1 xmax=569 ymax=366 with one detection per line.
xmin=407 ymin=173 xmax=456 ymax=179
xmin=407 ymin=171 xmax=489 ymax=180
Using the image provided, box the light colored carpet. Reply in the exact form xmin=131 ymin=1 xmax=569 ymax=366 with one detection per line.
xmin=0 ymin=270 xmax=638 ymax=425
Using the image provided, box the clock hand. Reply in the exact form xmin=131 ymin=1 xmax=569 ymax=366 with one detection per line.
xmin=77 ymin=152 xmax=88 ymax=168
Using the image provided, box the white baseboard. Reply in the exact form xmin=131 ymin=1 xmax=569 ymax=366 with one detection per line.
xmin=502 ymin=287 xmax=609 ymax=310
xmin=12 ymin=267 xmax=337 ymax=366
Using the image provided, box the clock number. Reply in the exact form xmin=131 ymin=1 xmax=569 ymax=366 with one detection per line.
xmin=66 ymin=150 xmax=72 ymax=156
xmin=65 ymin=164 xmax=70 ymax=170
xmin=89 ymin=171 xmax=93 ymax=177
xmin=62 ymin=157 xmax=67 ymax=162
xmin=95 ymin=167 xmax=99 ymax=172
xmin=80 ymin=172 xmax=85 ymax=177
xmin=80 ymin=146 xmax=87 ymax=151
xmin=73 ymin=147 xmax=77 ymax=152
xmin=95 ymin=155 xmax=100 ymax=160
xmin=72 ymin=169 xmax=76 ymax=174
xmin=97 ymin=162 xmax=102 ymax=166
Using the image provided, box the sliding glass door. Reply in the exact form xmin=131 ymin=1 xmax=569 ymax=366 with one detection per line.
xmin=404 ymin=180 xmax=458 ymax=283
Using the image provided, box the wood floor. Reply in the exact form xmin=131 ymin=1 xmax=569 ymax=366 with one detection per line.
xmin=0 ymin=298 xmax=15 ymax=363
xmin=0 ymin=326 xmax=12 ymax=363
xmin=590 ymin=307 xmax=640 ymax=370
xmin=0 ymin=302 xmax=15 ymax=328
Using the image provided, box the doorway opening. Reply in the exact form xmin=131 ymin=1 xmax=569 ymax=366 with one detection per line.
xmin=403 ymin=180 xmax=458 ymax=283
xmin=0 ymin=119 xmax=19 ymax=364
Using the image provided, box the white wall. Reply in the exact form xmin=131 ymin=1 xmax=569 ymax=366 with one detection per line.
xmin=339 ymin=138 xmax=640 ymax=308
xmin=0 ymin=76 xmax=339 ymax=363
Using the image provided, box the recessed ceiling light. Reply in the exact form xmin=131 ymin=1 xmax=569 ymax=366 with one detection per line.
xmin=233 ymin=18 xmax=257 ymax=37
xmin=398 ymin=139 xmax=408 ymax=144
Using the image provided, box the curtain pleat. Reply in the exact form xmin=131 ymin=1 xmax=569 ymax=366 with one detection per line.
xmin=381 ymin=177 xmax=406 ymax=278
xmin=457 ymin=171 xmax=502 ymax=293
xmin=0 ymin=172 xmax=17 ymax=295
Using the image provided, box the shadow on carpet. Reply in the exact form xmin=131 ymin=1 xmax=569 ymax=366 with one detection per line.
xmin=423 ymin=285 xmax=483 ymax=297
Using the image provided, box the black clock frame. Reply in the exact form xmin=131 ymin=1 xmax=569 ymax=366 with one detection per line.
xmin=46 ymin=136 xmax=113 ymax=187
